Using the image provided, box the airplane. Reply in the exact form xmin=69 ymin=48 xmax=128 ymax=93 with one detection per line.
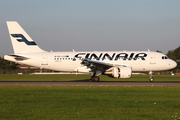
xmin=3 ymin=21 xmax=177 ymax=82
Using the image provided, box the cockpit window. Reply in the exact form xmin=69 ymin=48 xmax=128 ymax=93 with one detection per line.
xmin=162 ymin=56 xmax=169 ymax=60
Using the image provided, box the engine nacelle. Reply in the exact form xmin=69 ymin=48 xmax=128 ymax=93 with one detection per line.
xmin=112 ymin=67 xmax=132 ymax=78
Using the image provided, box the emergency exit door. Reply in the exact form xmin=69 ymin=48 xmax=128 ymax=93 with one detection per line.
xmin=41 ymin=54 xmax=48 ymax=65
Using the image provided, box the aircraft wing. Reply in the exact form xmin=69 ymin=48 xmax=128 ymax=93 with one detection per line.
xmin=81 ymin=58 xmax=125 ymax=72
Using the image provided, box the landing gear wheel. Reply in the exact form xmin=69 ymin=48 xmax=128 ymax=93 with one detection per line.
xmin=149 ymin=77 xmax=154 ymax=82
xmin=94 ymin=76 xmax=100 ymax=82
xmin=91 ymin=76 xmax=100 ymax=82
xmin=91 ymin=76 xmax=95 ymax=81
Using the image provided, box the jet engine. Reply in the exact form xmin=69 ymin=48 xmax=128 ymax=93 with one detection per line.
xmin=106 ymin=67 xmax=132 ymax=78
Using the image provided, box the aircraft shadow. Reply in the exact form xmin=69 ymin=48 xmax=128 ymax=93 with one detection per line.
xmin=0 ymin=80 xmax=180 ymax=83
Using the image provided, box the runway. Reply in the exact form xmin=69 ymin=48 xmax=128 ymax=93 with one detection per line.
xmin=0 ymin=81 xmax=180 ymax=86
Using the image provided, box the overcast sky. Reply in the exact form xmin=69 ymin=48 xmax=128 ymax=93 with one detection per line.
xmin=0 ymin=0 xmax=180 ymax=57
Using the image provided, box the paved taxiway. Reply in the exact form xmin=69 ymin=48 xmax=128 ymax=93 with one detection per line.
xmin=0 ymin=81 xmax=180 ymax=86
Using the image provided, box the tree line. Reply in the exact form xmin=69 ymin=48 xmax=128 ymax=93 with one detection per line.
xmin=0 ymin=57 xmax=17 ymax=70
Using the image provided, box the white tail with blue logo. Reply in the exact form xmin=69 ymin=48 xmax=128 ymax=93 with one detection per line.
xmin=7 ymin=21 xmax=45 ymax=53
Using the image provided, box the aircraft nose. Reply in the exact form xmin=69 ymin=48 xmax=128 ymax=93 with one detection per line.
xmin=170 ymin=60 xmax=177 ymax=69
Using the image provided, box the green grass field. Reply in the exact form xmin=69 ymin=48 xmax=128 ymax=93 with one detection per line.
xmin=0 ymin=86 xmax=180 ymax=120
xmin=0 ymin=75 xmax=180 ymax=120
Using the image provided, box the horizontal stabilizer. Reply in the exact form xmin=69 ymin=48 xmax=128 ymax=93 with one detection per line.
xmin=6 ymin=54 xmax=30 ymax=61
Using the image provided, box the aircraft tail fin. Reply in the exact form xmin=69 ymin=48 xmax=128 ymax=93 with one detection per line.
xmin=6 ymin=21 xmax=45 ymax=53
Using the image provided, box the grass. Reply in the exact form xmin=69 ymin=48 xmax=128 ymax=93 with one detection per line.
xmin=0 ymin=74 xmax=179 ymax=82
xmin=0 ymin=86 xmax=180 ymax=120
xmin=0 ymin=75 xmax=180 ymax=119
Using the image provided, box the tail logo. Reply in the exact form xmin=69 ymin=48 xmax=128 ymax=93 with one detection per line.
xmin=11 ymin=34 xmax=37 ymax=45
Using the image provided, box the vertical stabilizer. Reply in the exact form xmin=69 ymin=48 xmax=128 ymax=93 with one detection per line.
xmin=6 ymin=21 xmax=45 ymax=53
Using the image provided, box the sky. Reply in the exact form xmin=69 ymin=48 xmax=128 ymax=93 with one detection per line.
xmin=0 ymin=0 xmax=180 ymax=57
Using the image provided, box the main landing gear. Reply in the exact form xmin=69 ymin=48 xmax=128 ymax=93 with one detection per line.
xmin=91 ymin=70 xmax=101 ymax=82
xmin=149 ymin=71 xmax=154 ymax=82
xmin=91 ymin=76 xmax=100 ymax=82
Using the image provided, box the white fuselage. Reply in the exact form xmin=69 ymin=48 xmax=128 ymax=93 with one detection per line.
xmin=4 ymin=51 xmax=177 ymax=72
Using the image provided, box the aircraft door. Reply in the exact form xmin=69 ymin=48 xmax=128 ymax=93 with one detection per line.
xmin=150 ymin=53 xmax=156 ymax=64
xmin=42 ymin=54 xmax=48 ymax=65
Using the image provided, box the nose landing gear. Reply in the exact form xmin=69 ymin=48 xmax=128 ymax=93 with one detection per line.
xmin=149 ymin=71 xmax=154 ymax=82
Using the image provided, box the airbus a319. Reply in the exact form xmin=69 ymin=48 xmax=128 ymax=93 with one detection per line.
xmin=4 ymin=21 xmax=177 ymax=82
